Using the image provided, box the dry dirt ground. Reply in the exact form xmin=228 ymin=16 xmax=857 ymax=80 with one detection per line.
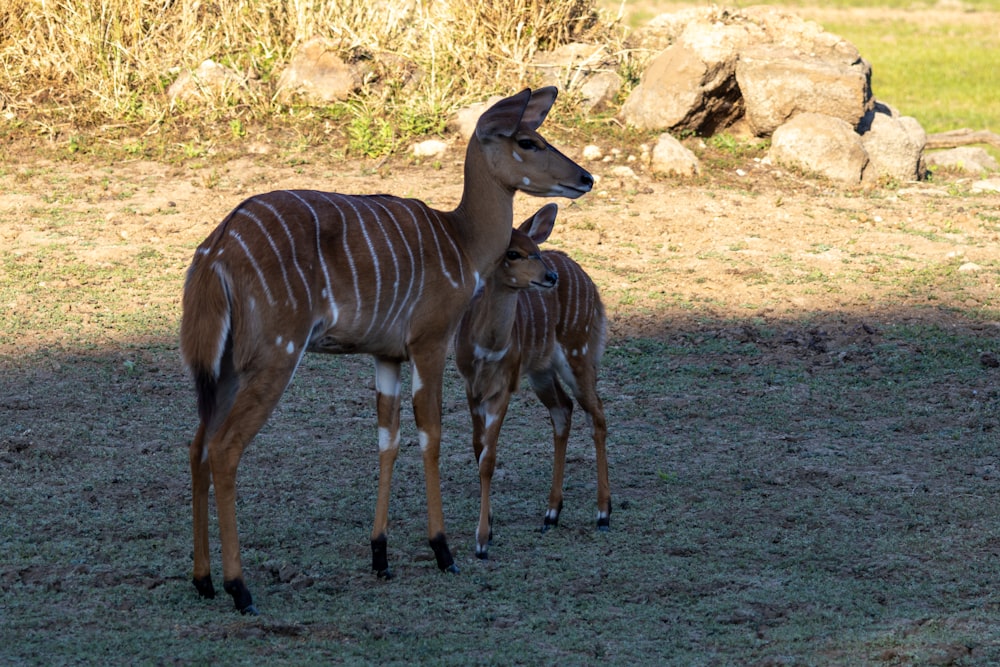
xmin=2 ymin=137 xmax=999 ymax=349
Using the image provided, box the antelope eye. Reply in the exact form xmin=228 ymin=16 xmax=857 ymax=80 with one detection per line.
xmin=516 ymin=139 xmax=538 ymax=151
xmin=506 ymin=251 xmax=520 ymax=260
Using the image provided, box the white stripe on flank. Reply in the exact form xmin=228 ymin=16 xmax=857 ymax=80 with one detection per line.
xmin=364 ymin=198 xmax=415 ymax=336
xmin=227 ymin=229 xmax=275 ymax=306
xmin=316 ymin=193 xmax=361 ymax=326
xmin=263 ymin=196 xmax=314 ymax=310
xmin=416 ymin=207 xmax=462 ymax=289
xmin=237 ymin=207 xmax=298 ymax=311
xmin=291 ymin=191 xmax=339 ymax=325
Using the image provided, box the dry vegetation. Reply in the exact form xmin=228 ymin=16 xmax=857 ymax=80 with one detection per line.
xmin=1 ymin=0 xmax=619 ymax=151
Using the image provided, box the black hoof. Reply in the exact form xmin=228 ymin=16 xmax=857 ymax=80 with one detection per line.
xmin=429 ymin=534 xmax=458 ymax=574
xmin=223 ymin=578 xmax=255 ymax=616
xmin=475 ymin=549 xmax=489 ymax=561
xmin=597 ymin=523 xmax=610 ymax=532
xmin=239 ymin=604 xmax=260 ymax=616
xmin=371 ymin=535 xmax=390 ymax=578
xmin=193 ymin=575 xmax=216 ymax=599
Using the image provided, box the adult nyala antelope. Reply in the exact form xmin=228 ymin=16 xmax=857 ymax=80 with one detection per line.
xmin=180 ymin=87 xmax=593 ymax=614
xmin=455 ymin=203 xmax=609 ymax=559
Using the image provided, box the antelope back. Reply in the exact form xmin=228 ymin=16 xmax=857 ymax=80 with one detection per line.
xmin=186 ymin=190 xmax=479 ymax=362
xmin=516 ymin=250 xmax=606 ymax=373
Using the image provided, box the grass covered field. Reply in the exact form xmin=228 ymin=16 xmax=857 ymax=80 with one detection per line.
xmin=3 ymin=1 xmax=1000 ymax=665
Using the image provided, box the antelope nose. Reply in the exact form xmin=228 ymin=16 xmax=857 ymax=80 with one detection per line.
xmin=580 ymin=171 xmax=594 ymax=190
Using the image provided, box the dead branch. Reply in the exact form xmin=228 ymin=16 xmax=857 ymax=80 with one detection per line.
xmin=924 ymin=128 xmax=1000 ymax=150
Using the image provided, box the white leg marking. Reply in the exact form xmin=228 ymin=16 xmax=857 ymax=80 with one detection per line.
xmin=375 ymin=359 xmax=401 ymax=397
xmin=411 ymin=364 xmax=423 ymax=394
xmin=418 ymin=430 xmax=430 ymax=452
xmin=550 ymin=409 xmax=568 ymax=438
xmin=378 ymin=426 xmax=399 ymax=452
xmin=553 ymin=346 xmax=580 ymax=396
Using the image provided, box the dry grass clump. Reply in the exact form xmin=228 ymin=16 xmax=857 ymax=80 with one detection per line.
xmin=0 ymin=0 xmax=616 ymax=154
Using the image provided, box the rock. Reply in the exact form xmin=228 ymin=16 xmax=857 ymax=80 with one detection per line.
xmin=859 ymin=103 xmax=926 ymax=182
xmin=925 ymin=146 xmax=1000 ymax=174
xmin=448 ymin=96 xmax=503 ymax=142
xmin=769 ymin=113 xmax=868 ymax=183
xmin=736 ymin=45 xmax=873 ymax=137
xmin=531 ymin=43 xmax=622 ymax=112
xmin=649 ymin=134 xmax=700 ymax=177
xmin=582 ymin=145 xmax=604 ymax=161
xmin=971 ymin=177 xmax=1000 ymax=193
xmin=412 ymin=139 xmax=448 ymax=159
xmin=620 ymin=42 xmax=743 ymax=134
xmin=275 ymin=37 xmax=360 ymax=105
xmin=167 ymin=59 xmax=245 ymax=104
xmin=620 ymin=5 xmax=871 ymax=137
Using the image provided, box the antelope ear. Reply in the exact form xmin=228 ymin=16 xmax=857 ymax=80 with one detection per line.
xmin=519 ymin=86 xmax=558 ymax=131
xmin=517 ymin=203 xmax=558 ymax=245
xmin=475 ymin=88 xmax=532 ymax=141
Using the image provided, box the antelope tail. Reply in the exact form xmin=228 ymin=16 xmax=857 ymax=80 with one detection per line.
xmin=180 ymin=258 xmax=233 ymax=428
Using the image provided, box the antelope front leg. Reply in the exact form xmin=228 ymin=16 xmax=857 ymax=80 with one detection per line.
xmin=468 ymin=391 xmax=512 ymax=559
xmin=411 ymin=351 xmax=459 ymax=574
xmin=371 ymin=358 xmax=402 ymax=579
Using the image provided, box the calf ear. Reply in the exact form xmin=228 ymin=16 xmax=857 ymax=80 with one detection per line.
xmin=517 ymin=203 xmax=558 ymax=245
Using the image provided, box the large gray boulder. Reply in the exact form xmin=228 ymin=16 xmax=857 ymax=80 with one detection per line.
xmin=858 ymin=103 xmax=926 ymax=182
xmin=769 ymin=112 xmax=869 ymax=183
xmin=735 ymin=45 xmax=872 ymax=136
xmin=620 ymin=6 xmax=872 ymax=137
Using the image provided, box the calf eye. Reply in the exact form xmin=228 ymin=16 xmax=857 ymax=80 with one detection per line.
xmin=506 ymin=251 xmax=521 ymax=260
xmin=517 ymin=139 xmax=538 ymax=151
